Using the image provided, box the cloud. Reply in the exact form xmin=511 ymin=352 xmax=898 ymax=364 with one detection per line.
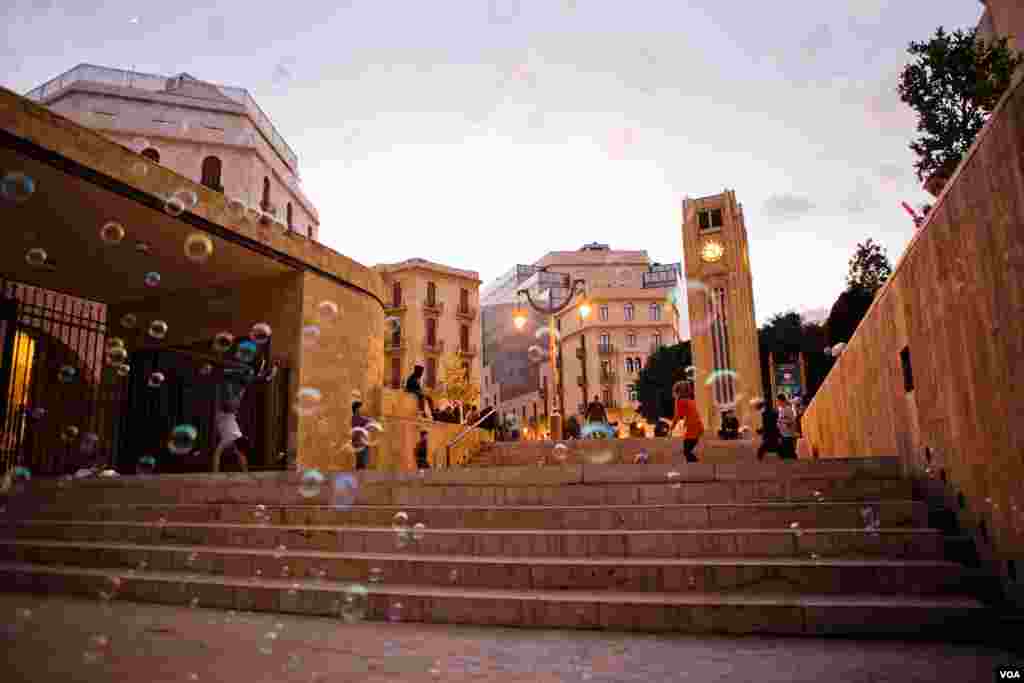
xmin=761 ymin=193 xmax=816 ymax=221
xmin=800 ymin=24 xmax=833 ymax=59
xmin=840 ymin=177 xmax=880 ymax=214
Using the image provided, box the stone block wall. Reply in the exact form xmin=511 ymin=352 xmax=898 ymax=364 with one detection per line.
xmin=801 ymin=75 xmax=1024 ymax=606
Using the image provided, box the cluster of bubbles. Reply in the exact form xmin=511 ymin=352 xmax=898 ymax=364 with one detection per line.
xmin=168 ymin=424 xmax=198 ymax=455
xmin=391 ymin=511 xmax=427 ymax=549
xmin=860 ymin=505 xmax=880 ymax=536
xmin=826 ymin=343 xmax=847 ymax=358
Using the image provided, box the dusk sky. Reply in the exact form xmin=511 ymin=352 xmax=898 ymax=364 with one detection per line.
xmin=2 ymin=0 xmax=984 ymax=324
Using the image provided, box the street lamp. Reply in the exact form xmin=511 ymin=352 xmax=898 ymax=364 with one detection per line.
xmin=512 ymin=270 xmax=589 ymax=436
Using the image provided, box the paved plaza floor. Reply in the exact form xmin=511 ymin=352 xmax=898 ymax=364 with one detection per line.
xmin=0 ymin=593 xmax=1018 ymax=682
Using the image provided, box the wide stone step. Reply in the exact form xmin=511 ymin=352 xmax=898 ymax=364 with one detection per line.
xmin=0 ymin=539 xmax=967 ymax=595
xmin=9 ymin=501 xmax=928 ymax=530
xmin=1 ymin=520 xmax=947 ymax=559
xmin=0 ymin=561 xmax=987 ymax=636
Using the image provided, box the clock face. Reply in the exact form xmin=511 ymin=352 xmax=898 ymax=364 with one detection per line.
xmin=700 ymin=239 xmax=725 ymax=263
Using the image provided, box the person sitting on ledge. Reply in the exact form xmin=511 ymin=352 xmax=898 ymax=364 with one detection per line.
xmin=718 ymin=410 xmax=740 ymax=440
xmin=404 ymin=365 xmax=435 ymax=419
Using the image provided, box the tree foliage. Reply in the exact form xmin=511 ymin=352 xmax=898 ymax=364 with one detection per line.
xmin=897 ymin=26 xmax=1022 ymax=182
xmin=757 ymin=313 xmax=834 ymax=401
xmin=433 ymin=351 xmax=480 ymax=407
xmin=846 ymin=238 xmax=892 ymax=294
xmin=634 ymin=341 xmax=692 ymax=423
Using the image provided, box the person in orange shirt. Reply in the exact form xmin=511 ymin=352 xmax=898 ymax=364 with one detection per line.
xmin=668 ymin=380 xmax=703 ymax=463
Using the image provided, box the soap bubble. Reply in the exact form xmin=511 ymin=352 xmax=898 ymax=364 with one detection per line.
xmin=385 ymin=316 xmax=401 ymax=334
xmin=184 ymin=233 xmax=213 ymax=263
xmin=552 ymin=443 xmax=569 ymax=462
xmin=147 ymin=371 xmax=165 ymax=388
xmin=704 ymin=368 xmax=738 ymax=388
xmin=99 ymin=222 xmax=126 ymax=244
xmin=633 ymin=450 xmax=649 ymax=464
xmin=27 ymin=406 xmax=46 ymax=421
xmin=227 ymin=197 xmax=247 ymax=219
xmin=1 ymin=172 xmax=36 ymax=202
xmin=527 ymin=345 xmax=546 ymax=363
xmin=392 ymin=511 xmax=412 ymax=548
xmin=337 ymin=584 xmax=368 ymax=623
xmin=80 ymin=432 xmax=99 ymax=454
xmin=148 ymin=320 xmax=168 ymax=340
xmin=137 ymin=455 xmax=156 ymax=475
xmin=212 ymin=332 xmax=234 ymax=353
xmin=831 ymin=343 xmax=847 ymax=357
xmin=119 ymin=313 xmax=137 ymax=329
xmin=143 ymin=271 xmax=161 ymax=288
xmin=386 ymin=602 xmax=404 ymax=623
xmin=114 ymin=363 xmax=131 ymax=378
xmin=168 ymin=424 xmax=198 ymax=455
xmin=236 ymin=340 xmax=258 ymax=364
xmin=299 ymin=469 xmax=325 ymax=498
xmin=412 ymin=522 xmax=427 ymax=542
xmin=293 ymin=387 xmax=323 ymax=416
xmin=58 ymin=365 xmax=78 ymax=383
xmin=25 ymin=248 xmax=47 ymax=267
xmin=580 ymin=422 xmax=616 ymax=440
xmin=301 ymin=324 xmax=321 ymax=348
xmin=163 ymin=195 xmax=185 ymax=216
xmin=135 ymin=241 xmax=151 ymax=254
xmin=368 ymin=567 xmax=384 ymax=584
xmin=175 ymin=189 xmax=198 ymax=209
xmin=317 ymin=300 xmax=339 ymax=321
xmin=251 ymin=322 xmax=272 ymax=344
xmin=107 ymin=346 xmax=128 ymax=365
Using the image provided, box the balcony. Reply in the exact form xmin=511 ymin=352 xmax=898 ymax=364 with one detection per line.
xmin=423 ymin=300 xmax=445 ymax=316
xmin=597 ymin=343 xmax=615 ymax=355
xmin=457 ymin=344 xmax=478 ymax=357
xmin=423 ymin=339 xmax=445 ymax=355
xmin=600 ymin=371 xmax=617 ymax=385
xmin=384 ymin=338 xmax=407 ymax=354
xmin=384 ymin=301 xmax=407 ymax=315
xmin=456 ymin=305 xmax=477 ymax=321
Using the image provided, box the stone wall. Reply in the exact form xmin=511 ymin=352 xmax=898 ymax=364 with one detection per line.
xmin=801 ymin=75 xmax=1024 ymax=605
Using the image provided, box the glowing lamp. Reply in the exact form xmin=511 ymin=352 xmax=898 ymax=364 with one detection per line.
xmin=512 ymin=308 xmax=528 ymax=330
xmin=579 ymin=301 xmax=592 ymax=319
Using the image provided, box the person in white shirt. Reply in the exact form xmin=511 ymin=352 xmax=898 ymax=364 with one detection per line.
xmin=776 ymin=393 xmax=798 ymax=460
xmin=212 ymin=398 xmax=249 ymax=472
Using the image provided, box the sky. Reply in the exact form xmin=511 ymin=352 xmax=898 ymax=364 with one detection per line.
xmin=1 ymin=0 xmax=984 ymax=325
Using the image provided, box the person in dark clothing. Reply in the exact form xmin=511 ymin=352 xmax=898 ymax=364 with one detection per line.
xmin=565 ymin=415 xmax=581 ymax=439
xmin=404 ymin=365 xmax=435 ymax=419
xmin=415 ymin=430 xmax=430 ymax=469
xmin=756 ymin=398 xmax=781 ymax=460
xmin=585 ymin=395 xmax=608 ymax=424
xmin=718 ymin=410 xmax=740 ymax=440
xmin=776 ymin=394 xmax=799 ymax=460
xmin=351 ymin=400 xmax=371 ymax=470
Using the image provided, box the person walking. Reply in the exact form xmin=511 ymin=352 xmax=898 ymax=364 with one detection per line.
xmin=414 ymin=430 xmax=430 ymax=469
xmin=668 ymin=380 xmax=703 ymax=463
xmin=756 ymin=397 xmax=782 ymax=461
xmin=351 ymin=400 xmax=371 ymax=470
xmin=777 ymin=393 xmax=799 ymax=460
xmin=404 ymin=365 xmax=436 ymax=419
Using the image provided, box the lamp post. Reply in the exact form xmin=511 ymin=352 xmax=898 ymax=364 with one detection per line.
xmin=512 ymin=269 xmax=590 ymax=440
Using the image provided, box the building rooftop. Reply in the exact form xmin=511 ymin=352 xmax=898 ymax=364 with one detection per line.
xmin=374 ymin=258 xmax=481 ymax=283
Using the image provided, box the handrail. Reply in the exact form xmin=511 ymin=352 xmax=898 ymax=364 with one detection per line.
xmin=437 ymin=407 xmax=495 ymax=468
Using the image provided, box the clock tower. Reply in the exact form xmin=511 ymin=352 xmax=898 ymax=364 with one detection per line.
xmin=681 ymin=190 xmax=762 ymax=434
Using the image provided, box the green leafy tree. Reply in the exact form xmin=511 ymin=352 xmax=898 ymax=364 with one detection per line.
xmin=846 ymin=238 xmax=892 ymax=294
xmin=897 ymin=26 xmax=1022 ymax=182
xmin=634 ymin=341 xmax=692 ymax=423
xmin=757 ymin=313 xmax=833 ymax=401
xmin=432 ymin=351 xmax=480 ymax=408
xmin=822 ymin=239 xmax=892 ymax=348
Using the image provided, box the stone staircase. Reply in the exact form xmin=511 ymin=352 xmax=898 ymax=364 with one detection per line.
xmin=0 ymin=457 xmax=993 ymax=636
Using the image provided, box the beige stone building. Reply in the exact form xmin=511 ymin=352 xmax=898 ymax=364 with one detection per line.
xmin=26 ymin=64 xmax=320 ymax=240
xmin=681 ymin=190 xmax=762 ymax=434
xmin=375 ymin=259 xmax=482 ymax=404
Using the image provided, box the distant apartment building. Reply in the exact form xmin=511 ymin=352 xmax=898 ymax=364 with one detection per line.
xmin=375 ymin=258 xmax=482 ymax=402
xmin=25 ymin=64 xmax=320 ymax=240
xmin=481 ymin=243 xmax=682 ymax=426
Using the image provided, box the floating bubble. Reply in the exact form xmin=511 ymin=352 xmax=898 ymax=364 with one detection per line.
xmin=137 ymin=455 xmax=156 ymax=475
xmin=831 ymin=342 xmax=847 ymax=357
xmin=168 ymin=424 xmax=198 ymax=455
xmin=148 ymin=320 xmax=168 ymax=340
xmin=80 ymin=432 xmax=99 ymax=454
xmin=131 ymin=161 xmax=148 ymax=176
xmin=119 ymin=313 xmax=137 ymax=329
xmin=1 ymin=172 xmax=35 ymax=202
xmin=301 ymin=324 xmax=321 ymax=348
xmin=25 ymin=247 xmax=48 ymax=267
xmin=163 ymin=195 xmax=185 ymax=216
xmin=107 ymin=337 xmax=124 ymax=350
xmin=99 ymin=221 xmax=126 ymax=244
xmin=143 ymin=271 xmax=161 ymax=288
xmin=58 ymin=365 xmax=78 ymax=383
xmin=114 ymin=363 xmax=131 ymax=378
xmin=184 ymin=233 xmax=213 ymax=263
xmin=385 ymin=316 xmax=401 ymax=334
xmin=527 ymin=345 xmax=546 ymax=363
xmin=386 ymin=602 xmax=404 ymax=623
xmin=135 ymin=241 xmax=151 ymax=254
xmin=251 ymin=322 xmax=272 ymax=344
xmin=27 ymin=407 xmax=46 ymax=421
xmin=666 ymin=471 xmax=681 ymax=479
xmin=147 ymin=371 xmax=165 ymax=388
xmin=212 ymin=332 xmax=234 ymax=353
xmin=580 ymin=422 xmax=616 ymax=440
xmin=107 ymin=346 xmax=128 ymax=365
xmin=12 ymin=466 xmax=31 ymax=492
xmin=227 ymin=197 xmax=247 ymax=220
xmin=337 ymin=584 xmax=368 ymax=623
xmin=552 ymin=443 xmax=569 ymax=462
xmin=633 ymin=450 xmax=650 ymax=465
xmin=236 ymin=340 xmax=258 ymax=364
xmin=198 ymin=363 xmax=213 ymax=376
xmin=61 ymin=425 xmax=80 ymax=442
xmin=293 ymin=387 xmax=323 ymax=416
xmin=299 ymin=468 xmax=325 ymax=498
xmin=412 ymin=522 xmax=427 ymax=542
xmin=317 ymin=300 xmax=339 ymax=321
xmin=368 ymin=567 xmax=383 ymax=584
xmin=704 ymin=369 xmax=739 ymax=388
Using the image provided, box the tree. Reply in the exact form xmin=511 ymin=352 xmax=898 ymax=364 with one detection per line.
xmin=846 ymin=238 xmax=892 ymax=294
xmin=825 ymin=286 xmax=876 ymax=347
xmin=757 ymin=312 xmax=834 ymax=402
xmin=897 ymin=26 xmax=1022 ymax=182
xmin=634 ymin=342 xmax=692 ymax=423
xmin=432 ymin=351 xmax=480 ymax=408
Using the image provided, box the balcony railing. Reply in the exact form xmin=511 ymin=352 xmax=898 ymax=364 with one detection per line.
xmin=597 ymin=343 xmax=615 ymax=355
xmin=456 ymin=305 xmax=477 ymax=321
xmin=423 ymin=339 xmax=445 ymax=355
xmin=457 ymin=344 xmax=478 ymax=357
xmin=600 ymin=371 xmax=617 ymax=384
xmin=423 ymin=300 xmax=445 ymax=316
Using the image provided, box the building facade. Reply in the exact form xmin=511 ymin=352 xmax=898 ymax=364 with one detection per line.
xmin=375 ymin=258 xmax=482 ymax=405
xmin=26 ymin=64 xmax=320 ymax=240
xmin=681 ymin=190 xmax=762 ymax=433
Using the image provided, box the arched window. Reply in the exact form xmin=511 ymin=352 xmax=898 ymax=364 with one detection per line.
xmin=141 ymin=148 xmax=160 ymax=163
xmin=200 ymin=156 xmax=222 ymax=191
xmin=286 ymin=202 xmax=293 ymax=230
xmin=261 ymin=177 xmax=271 ymax=210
